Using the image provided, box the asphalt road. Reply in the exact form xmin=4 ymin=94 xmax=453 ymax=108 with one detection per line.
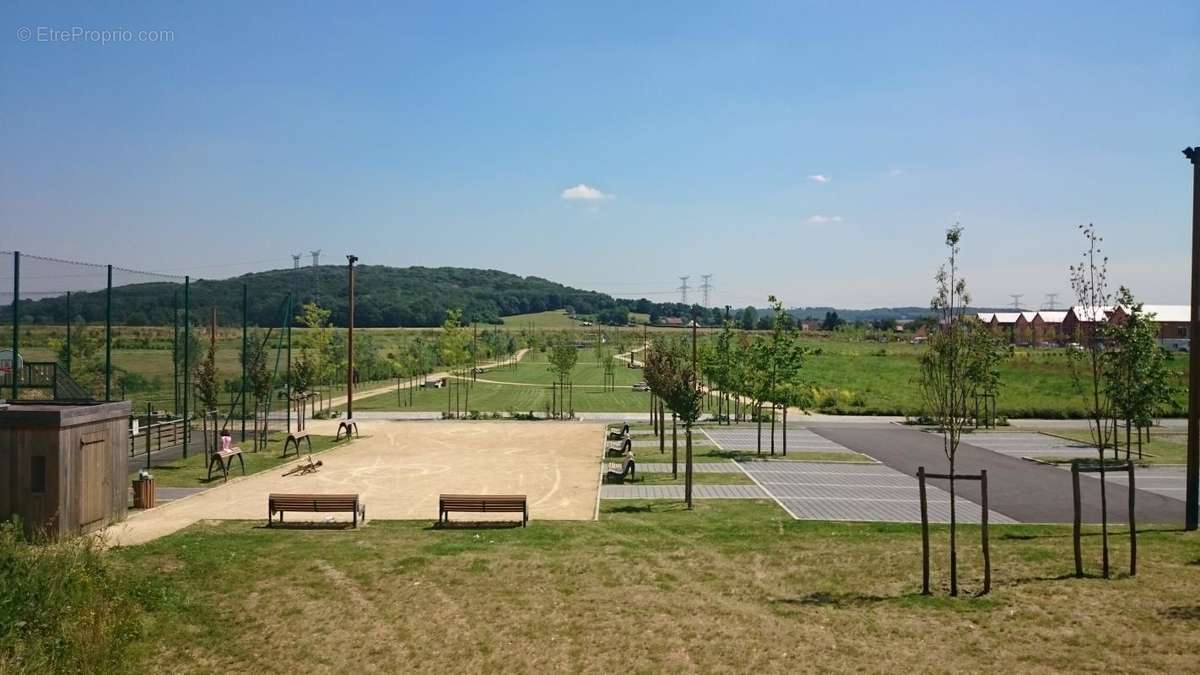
xmin=809 ymin=424 xmax=1184 ymax=525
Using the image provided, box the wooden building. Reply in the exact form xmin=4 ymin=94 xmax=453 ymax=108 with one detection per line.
xmin=0 ymin=401 xmax=131 ymax=539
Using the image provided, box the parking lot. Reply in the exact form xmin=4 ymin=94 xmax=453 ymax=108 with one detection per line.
xmin=961 ymin=432 xmax=1099 ymax=460
xmin=737 ymin=461 xmax=1016 ymax=524
xmin=703 ymin=425 xmax=861 ymax=455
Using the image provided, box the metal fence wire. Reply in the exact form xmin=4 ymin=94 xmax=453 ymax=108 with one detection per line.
xmin=0 ymin=250 xmax=300 ymax=461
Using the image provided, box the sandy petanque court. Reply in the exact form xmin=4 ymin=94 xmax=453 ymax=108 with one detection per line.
xmin=105 ymin=420 xmax=605 ymax=547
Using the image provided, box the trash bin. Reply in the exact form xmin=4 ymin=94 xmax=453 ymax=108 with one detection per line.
xmin=132 ymin=478 xmax=156 ymax=509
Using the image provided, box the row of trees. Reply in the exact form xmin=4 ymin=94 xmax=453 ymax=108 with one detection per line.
xmin=699 ymin=298 xmax=808 ymax=454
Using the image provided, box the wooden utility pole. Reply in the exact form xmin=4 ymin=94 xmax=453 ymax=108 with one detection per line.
xmin=346 ymin=255 xmax=358 ymax=421
xmin=1184 ymin=147 xmax=1199 ymax=530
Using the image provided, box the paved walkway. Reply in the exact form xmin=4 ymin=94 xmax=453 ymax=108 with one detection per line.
xmin=601 ymin=484 xmax=768 ymax=499
xmin=808 ymin=424 xmax=1184 ymax=525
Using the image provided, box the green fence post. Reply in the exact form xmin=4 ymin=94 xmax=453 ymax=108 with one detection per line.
xmin=172 ymin=290 xmax=178 ymax=414
xmin=241 ymin=283 xmax=248 ymax=442
xmin=65 ymin=291 xmax=71 ymax=375
xmin=10 ymin=251 xmax=19 ymax=400
xmin=183 ymin=276 xmax=190 ymax=459
xmin=105 ymin=264 xmax=113 ymax=401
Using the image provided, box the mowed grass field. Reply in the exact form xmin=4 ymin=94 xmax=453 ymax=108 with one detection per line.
xmin=10 ymin=324 xmax=1190 ymax=419
xmin=114 ymin=500 xmax=1200 ymax=673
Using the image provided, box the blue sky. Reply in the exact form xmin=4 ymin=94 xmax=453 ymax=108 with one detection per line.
xmin=2 ymin=1 xmax=1197 ymax=308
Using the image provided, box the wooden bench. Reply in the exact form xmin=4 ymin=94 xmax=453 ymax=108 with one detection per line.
xmin=438 ymin=494 xmax=528 ymax=527
xmin=268 ymin=493 xmax=365 ymax=527
xmin=606 ymin=423 xmax=630 ymax=441
xmin=604 ymin=459 xmax=638 ymax=484
xmin=282 ymin=430 xmax=312 ymax=458
xmin=336 ymin=418 xmax=359 ymax=441
xmin=207 ymin=447 xmax=245 ymax=482
xmin=605 ymin=437 xmax=632 ymax=457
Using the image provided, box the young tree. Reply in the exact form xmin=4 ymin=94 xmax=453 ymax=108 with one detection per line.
xmin=439 ymin=309 xmax=469 ymax=417
xmin=919 ymin=224 xmax=973 ymax=596
xmin=965 ymin=324 xmax=1007 ymax=427
xmin=644 ymin=336 xmax=704 ymax=506
xmin=1106 ymin=287 xmax=1170 ymax=459
xmin=1070 ymin=223 xmax=1123 ymax=576
xmin=244 ymin=331 xmax=273 ymax=450
xmin=547 ymin=333 xmax=579 ymax=418
xmin=1067 ymin=224 xmax=1116 ymax=578
xmin=48 ymin=323 xmax=105 ymax=397
xmin=767 ymin=296 xmax=805 ymax=454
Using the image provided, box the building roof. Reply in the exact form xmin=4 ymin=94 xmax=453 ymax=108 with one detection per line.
xmin=1138 ymin=305 xmax=1190 ymax=323
xmin=1067 ymin=305 xmax=1116 ymax=322
xmin=992 ymin=312 xmax=1021 ymax=324
xmin=1019 ymin=311 xmax=1038 ymax=322
xmin=1035 ymin=311 xmax=1068 ymax=324
xmin=976 ymin=312 xmax=995 ymax=323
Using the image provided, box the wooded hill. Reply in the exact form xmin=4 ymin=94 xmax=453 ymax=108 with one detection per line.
xmin=5 ymin=265 xmax=616 ymax=328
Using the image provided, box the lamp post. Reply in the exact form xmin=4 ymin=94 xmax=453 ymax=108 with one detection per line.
xmin=346 ymin=255 xmax=358 ymax=421
xmin=1183 ymin=147 xmax=1199 ymax=531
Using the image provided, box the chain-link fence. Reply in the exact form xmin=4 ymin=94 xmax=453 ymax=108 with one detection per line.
xmin=0 ymin=250 xmax=309 ymax=465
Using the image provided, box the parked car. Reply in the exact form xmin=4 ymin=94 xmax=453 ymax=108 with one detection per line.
xmin=632 ymin=381 xmax=650 ymax=392
xmin=910 ymin=336 xmax=926 ymax=345
xmin=1067 ymin=342 xmax=1085 ymax=352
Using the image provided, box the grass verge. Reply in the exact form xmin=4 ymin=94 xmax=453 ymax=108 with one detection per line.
xmin=112 ymin=500 xmax=1200 ymax=673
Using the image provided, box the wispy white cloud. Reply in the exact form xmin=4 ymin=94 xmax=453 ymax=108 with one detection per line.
xmin=807 ymin=174 xmax=830 ymax=184
xmin=807 ymin=214 xmax=844 ymax=225
xmin=561 ymin=184 xmax=613 ymax=201
xmin=888 ymin=168 xmax=903 ymax=176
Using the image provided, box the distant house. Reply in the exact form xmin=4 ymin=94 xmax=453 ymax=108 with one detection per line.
xmin=1063 ymin=305 xmax=1115 ymax=342
xmin=1109 ymin=304 xmax=1190 ymax=349
xmin=660 ymin=317 xmax=685 ymax=328
xmin=990 ymin=312 xmax=1020 ymax=340
xmin=1032 ymin=310 xmax=1068 ymax=345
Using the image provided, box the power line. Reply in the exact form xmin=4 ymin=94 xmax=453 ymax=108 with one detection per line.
xmin=677 ymin=276 xmax=690 ymax=304
xmin=1010 ymin=293 xmax=1024 ymax=310
xmin=292 ymin=254 xmax=302 ymax=270
xmin=1044 ymin=293 xmax=1059 ymax=310
xmin=700 ymin=274 xmax=713 ymax=308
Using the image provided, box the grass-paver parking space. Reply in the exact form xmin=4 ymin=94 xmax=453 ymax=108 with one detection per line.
xmin=737 ymin=461 xmax=1017 ymax=524
xmin=703 ymin=425 xmax=860 ymax=454
xmin=961 ymin=432 xmax=1099 ymax=460
xmin=1072 ymin=465 xmax=1187 ymax=502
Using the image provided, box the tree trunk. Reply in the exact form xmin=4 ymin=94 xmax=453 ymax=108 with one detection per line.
xmin=671 ymin=412 xmax=678 ymax=479
xmin=949 ymin=458 xmax=958 ymax=597
xmin=770 ymin=403 xmax=776 ymax=456
xmin=659 ymin=402 xmax=665 ymax=455
xmin=756 ymin=402 xmax=763 ymax=456
xmin=685 ymin=427 xmax=694 ymax=509
xmin=783 ymin=405 xmax=788 ymax=456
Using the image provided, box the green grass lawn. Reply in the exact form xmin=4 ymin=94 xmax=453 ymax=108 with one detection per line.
xmin=112 ymin=500 xmax=1200 ymax=673
xmin=132 ymin=433 xmax=352 ymax=487
xmin=618 ymin=472 xmax=755 ymax=485
xmin=500 ymin=309 xmax=586 ymax=328
xmin=1027 ymin=428 xmax=1189 ymax=465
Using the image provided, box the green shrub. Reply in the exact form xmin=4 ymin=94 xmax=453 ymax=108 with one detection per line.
xmin=0 ymin=521 xmax=143 ymax=674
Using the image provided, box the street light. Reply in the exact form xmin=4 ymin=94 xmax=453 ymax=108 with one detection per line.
xmin=346 ymin=255 xmax=358 ymax=423
xmin=1183 ymin=147 xmax=1198 ymax=531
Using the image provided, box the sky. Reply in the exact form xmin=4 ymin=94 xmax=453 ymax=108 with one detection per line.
xmin=2 ymin=1 xmax=1197 ymax=309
